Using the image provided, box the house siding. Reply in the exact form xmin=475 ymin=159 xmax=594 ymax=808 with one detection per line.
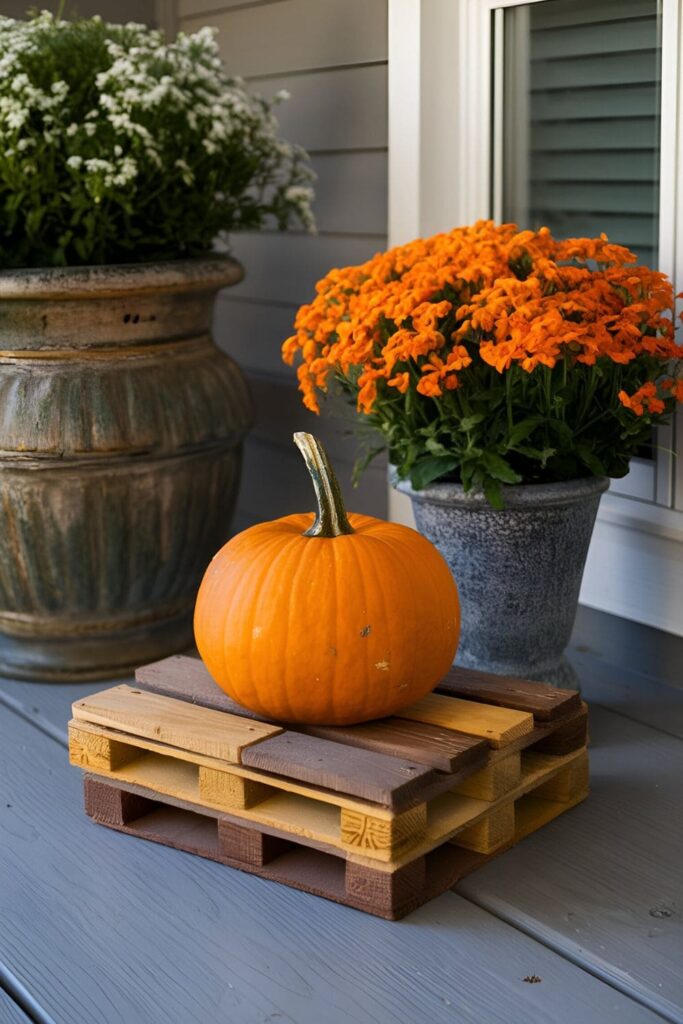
xmin=178 ymin=0 xmax=390 ymax=530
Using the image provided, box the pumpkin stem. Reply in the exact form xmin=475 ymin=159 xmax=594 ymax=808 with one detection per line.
xmin=293 ymin=432 xmax=355 ymax=538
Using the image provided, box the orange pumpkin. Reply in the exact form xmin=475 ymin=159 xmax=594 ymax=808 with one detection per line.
xmin=194 ymin=432 xmax=460 ymax=725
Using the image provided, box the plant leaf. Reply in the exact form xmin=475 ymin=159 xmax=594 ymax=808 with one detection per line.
xmin=576 ymin=444 xmax=606 ymax=476
xmin=483 ymin=476 xmax=504 ymax=509
xmin=459 ymin=413 xmax=486 ymax=431
xmin=507 ymin=417 xmax=542 ymax=446
xmin=482 ymin=451 xmax=523 ymax=484
xmin=410 ymin=455 xmax=458 ymax=490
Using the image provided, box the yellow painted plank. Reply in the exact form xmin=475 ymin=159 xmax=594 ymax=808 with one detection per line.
xmin=397 ymin=693 xmax=534 ymax=748
xmin=454 ymin=752 xmax=521 ymax=801
xmin=68 ymin=719 xmax=397 ymax=820
xmin=72 ymin=685 xmax=281 ymax=763
xmin=73 ymin=716 xmax=588 ymax=868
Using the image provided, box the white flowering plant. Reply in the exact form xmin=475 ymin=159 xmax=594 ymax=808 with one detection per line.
xmin=0 ymin=12 xmax=315 ymax=268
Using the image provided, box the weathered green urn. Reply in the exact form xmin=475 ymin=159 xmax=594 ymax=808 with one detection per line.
xmin=0 ymin=258 xmax=252 ymax=680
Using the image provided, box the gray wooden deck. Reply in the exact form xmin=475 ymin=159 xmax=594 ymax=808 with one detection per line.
xmin=0 ymin=607 xmax=681 ymax=1024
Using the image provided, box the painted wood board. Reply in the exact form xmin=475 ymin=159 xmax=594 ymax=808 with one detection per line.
xmin=72 ymin=685 xmax=282 ymax=762
xmin=398 ymin=692 xmax=535 ymax=748
xmin=135 ymin=656 xmax=491 ymax=773
xmin=68 ymin=718 xmax=418 ymax=822
xmin=457 ymin=705 xmax=683 ymax=1024
xmin=437 ymin=666 xmax=581 ymax=721
xmin=1 ymin=708 xmax=664 ymax=1024
xmin=0 ymin=991 xmax=31 ymax=1024
xmin=82 ymin=774 xmax=587 ymax=921
xmin=239 ymin=730 xmax=436 ymax=809
xmin=70 ymin=711 xmax=587 ymax=867
xmin=180 ymin=0 xmax=387 ymax=79
xmin=227 ymin=234 xmax=386 ymax=307
xmin=243 ymin=65 xmax=388 ymax=152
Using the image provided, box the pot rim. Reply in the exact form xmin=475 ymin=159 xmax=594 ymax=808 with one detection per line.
xmin=392 ymin=468 xmax=610 ymax=509
xmin=0 ymin=254 xmax=243 ymax=301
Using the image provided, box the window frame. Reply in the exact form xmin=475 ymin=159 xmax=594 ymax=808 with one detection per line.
xmin=387 ymin=0 xmax=683 ymax=634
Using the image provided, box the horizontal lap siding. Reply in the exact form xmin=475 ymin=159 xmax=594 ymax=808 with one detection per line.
xmin=178 ymin=0 xmax=389 ymax=528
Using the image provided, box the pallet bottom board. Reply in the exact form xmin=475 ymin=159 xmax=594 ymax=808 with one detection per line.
xmin=84 ymin=776 xmax=589 ymax=920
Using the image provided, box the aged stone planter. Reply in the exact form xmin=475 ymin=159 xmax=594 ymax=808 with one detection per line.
xmin=394 ymin=475 xmax=609 ymax=686
xmin=0 ymin=258 xmax=252 ymax=680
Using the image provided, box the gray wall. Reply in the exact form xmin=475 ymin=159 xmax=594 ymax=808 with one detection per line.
xmin=1 ymin=0 xmax=157 ymax=20
xmin=179 ymin=0 xmax=390 ymax=531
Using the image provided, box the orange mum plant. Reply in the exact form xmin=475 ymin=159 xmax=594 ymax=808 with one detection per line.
xmin=283 ymin=221 xmax=683 ymax=507
xmin=282 ymin=221 xmax=683 ymax=507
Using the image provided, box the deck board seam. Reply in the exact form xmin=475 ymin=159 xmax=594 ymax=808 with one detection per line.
xmin=457 ymin=890 xmax=679 ymax=1024
xmin=0 ymin=964 xmax=58 ymax=1024
xmin=0 ymin=692 xmax=67 ymax=748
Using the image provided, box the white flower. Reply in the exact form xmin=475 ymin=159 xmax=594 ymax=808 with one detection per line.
xmin=66 ymin=155 xmax=83 ymax=169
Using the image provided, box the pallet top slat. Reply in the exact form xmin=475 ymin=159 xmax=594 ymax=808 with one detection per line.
xmin=135 ymin=656 xmax=491 ymax=773
xmin=72 ymin=685 xmax=282 ymax=763
xmin=240 ymin=730 xmax=436 ymax=809
xmin=397 ymin=694 xmax=535 ymax=748
xmin=437 ymin=666 xmax=581 ymax=721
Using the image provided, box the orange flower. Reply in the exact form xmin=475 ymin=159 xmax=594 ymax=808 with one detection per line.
xmin=619 ymin=382 xmax=666 ymax=416
xmin=388 ymin=371 xmax=410 ymax=393
xmin=281 ymin=220 xmax=676 ymax=416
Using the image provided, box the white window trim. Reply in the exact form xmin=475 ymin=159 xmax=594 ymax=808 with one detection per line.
xmin=387 ymin=0 xmax=683 ymax=635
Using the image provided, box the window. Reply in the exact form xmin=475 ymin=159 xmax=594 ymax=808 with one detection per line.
xmin=494 ymin=0 xmax=666 ymax=502
xmin=388 ymin=0 xmax=683 ymax=633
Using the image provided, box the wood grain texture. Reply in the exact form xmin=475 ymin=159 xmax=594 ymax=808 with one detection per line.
xmin=305 ymin=718 xmax=488 ymax=774
xmin=0 ymin=705 xmax=666 ymax=1024
xmin=72 ymin=713 xmax=588 ymax=868
xmin=457 ymin=706 xmax=683 ymax=1023
xmin=136 ymin=655 xmax=490 ymax=773
xmin=69 ymin=724 xmax=137 ymax=772
xmin=84 ymin=773 xmax=586 ymax=920
xmin=69 ymin=718 xmax=430 ymax=825
xmin=456 ymin=802 xmax=516 ymax=855
xmin=437 ymin=667 xmax=581 ymax=721
xmin=0 ymin=990 xmax=31 ymax=1024
xmin=241 ymin=730 xmax=436 ymax=809
xmin=72 ymin=685 xmax=281 ymax=762
xmin=217 ymin=818 xmax=293 ymax=867
xmin=198 ymin=766 xmax=273 ymax=811
xmin=455 ymin=752 xmax=522 ymax=801
xmin=398 ymin=693 xmax=535 ymax=748
xmin=339 ymin=804 xmax=427 ymax=857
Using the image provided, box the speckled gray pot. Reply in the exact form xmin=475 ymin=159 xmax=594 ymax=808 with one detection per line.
xmin=0 ymin=258 xmax=252 ymax=680
xmin=394 ymin=474 xmax=609 ymax=686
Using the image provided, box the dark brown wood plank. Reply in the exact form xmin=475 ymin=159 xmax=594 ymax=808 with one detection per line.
xmin=240 ymin=730 xmax=437 ymax=810
xmin=135 ymin=655 xmax=489 ymax=774
xmin=436 ymin=666 xmax=581 ymax=721
xmin=135 ymin=656 xmax=258 ymax=717
xmin=305 ymin=718 xmax=488 ymax=773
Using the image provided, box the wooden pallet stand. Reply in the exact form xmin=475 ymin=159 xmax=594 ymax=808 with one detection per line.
xmin=70 ymin=655 xmax=589 ymax=919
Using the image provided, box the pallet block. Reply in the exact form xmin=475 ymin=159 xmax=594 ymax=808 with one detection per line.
xmin=83 ymin=771 xmax=589 ymax=920
xmin=69 ymin=712 xmax=587 ymax=865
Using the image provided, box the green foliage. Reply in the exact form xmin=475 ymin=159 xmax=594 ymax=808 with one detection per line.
xmin=0 ymin=12 xmax=315 ymax=268
xmin=353 ymin=356 xmax=666 ymax=509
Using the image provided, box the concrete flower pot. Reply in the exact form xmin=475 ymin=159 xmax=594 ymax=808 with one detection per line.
xmin=394 ymin=474 xmax=609 ymax=686
xmin=0 ymin=258 xmax=252 ymax=680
